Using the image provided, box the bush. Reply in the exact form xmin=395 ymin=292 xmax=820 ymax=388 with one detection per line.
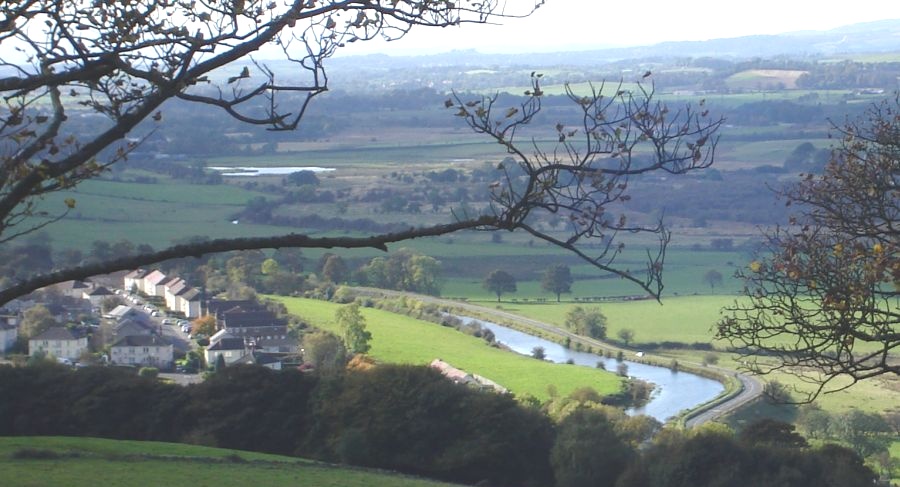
xmin=138 ymin=367 xmax=159 ymax=379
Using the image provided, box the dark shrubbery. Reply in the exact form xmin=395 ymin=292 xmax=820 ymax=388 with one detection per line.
xmin=0 ymin=364 xmax=876 ymax=487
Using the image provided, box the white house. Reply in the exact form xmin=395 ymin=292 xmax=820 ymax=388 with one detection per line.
xmin=204 ymin=335 xmax=248 ymax=367
xmin=110 ymin=335 xmax=174 ymax=368
xmin=176 ymin=287 xmax=202 ymax=318
xmin=123 ymin=269 xmax=148 ymax=293
xmin=163 ymin=277 xmax=187 ymax=311
xmin=29 ymin=327 xmax=89 ymax=361
xmin=141 ymin=270 xmax=168 ymax=297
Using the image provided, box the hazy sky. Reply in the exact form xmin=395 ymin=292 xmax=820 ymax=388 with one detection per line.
xmin=338 ymin=0 xmax=899 ymax=55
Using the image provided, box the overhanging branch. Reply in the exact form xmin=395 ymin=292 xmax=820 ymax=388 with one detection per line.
xmin=0 ymin=215 xmax=497 ymax=306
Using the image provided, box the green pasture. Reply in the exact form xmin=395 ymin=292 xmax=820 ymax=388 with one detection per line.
xmin=273 ymin=296 xmax=623 ymax=401
xmin=440 ymin=247 xmax=745 ymax=300
xmin=0 ymin=437 xmax=459 ymax=487
xmin=485 ymin=295 xmax=734 ymax=348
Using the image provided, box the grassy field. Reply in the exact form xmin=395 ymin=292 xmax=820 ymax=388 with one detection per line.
xmin=458 ymin=295 xmax=734 ymax=347
xmin=273 ymin=296 xmax=623 ymax=401
xmin=0 ymin=436 xmax=461 ymax=487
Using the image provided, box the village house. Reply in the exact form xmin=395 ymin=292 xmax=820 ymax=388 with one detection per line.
xmin=204 ymin=333 xmax=248 ymax=366
xmin=163 ymin=277 xmax=187 ymax=310
xmin=110 ymin=335 xmax=173 ymax=368
xmin=110 ymin=318 xmax=157 ymax=344
xmin=232 ymin=351 xmax=283 ymax=370
xmin=220 ymin=307 xmax=287 ymax=337
xmin=82 ymin=286 xmax=115 ymax=309
xmin=123 ymin=269 xmax=148 ymax=293
xmin=56 ymin=280 xmax=92 ymax=300
xmin=205 ymin=330 xmax=289 ymax=369
xmin=175 ymin=287 xmax=202 ymax=318
xmin=140 ymin=270 xmax=168 ymax=297
xmin=29 ymin=327 xmax=89 ymax=361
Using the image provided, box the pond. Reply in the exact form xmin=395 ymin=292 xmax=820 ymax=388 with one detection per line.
xmin=462 ymin=316 xmax=724 ymax=422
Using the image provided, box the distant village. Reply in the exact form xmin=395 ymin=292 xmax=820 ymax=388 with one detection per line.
xmin=0 ymin=269 xmax=298 ymax=373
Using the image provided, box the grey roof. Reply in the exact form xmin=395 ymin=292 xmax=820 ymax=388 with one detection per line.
xmin=207 ymin=337 xmax=246 ymax=351
xmin=207 ymin=300 xmax=260 ymax=317
xmin=31 ymin=327 xmax=83 ymax=341
xmin=179 ymin=288 xmax=201 ymax=301
xmin=234 ymin=351 xmax=282 ymax=366
xmin=222 ymin=310 xmax=283 ymax=328
xmin=111 ymin=335 xmax=171 ymax=347
xmin=85 ymin=286 xmax=114 ymax=296
xmin=108 ymin=305 xmax=137 ymax=318
xmin=123 ymin=269 xmax=149 ymax=280
xmin=114 ymin=318 xmax=154 ymax=334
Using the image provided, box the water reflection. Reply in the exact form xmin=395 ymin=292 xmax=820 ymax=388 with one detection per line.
xmin=462 ymin=316 xmax=724 ymax=422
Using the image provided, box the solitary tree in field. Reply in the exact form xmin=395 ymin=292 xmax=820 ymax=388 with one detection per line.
xmin=0 ymin=1 xmax=721 ymax=306
xmin=718 ymin=95 xmax=899 ymax=401
xmin=617 ymin=328 xmax=635 ymax=346
xmin=336 ymin=302 xmax=371 ymax=354
xmin=542 ymin=264 xmax=573 ymax=302
xmin=483 ymin=269 xmax=517 ymax=302
xmin=703 ymin=269 xmax=723 ymax=290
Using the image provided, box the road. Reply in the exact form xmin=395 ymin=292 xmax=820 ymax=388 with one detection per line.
xmin=354 ymin=287 xmax=764 ymax=427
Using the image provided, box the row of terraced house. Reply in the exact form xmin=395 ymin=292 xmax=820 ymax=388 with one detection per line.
xmin=123 ymin=269 xmax=202 ymax=318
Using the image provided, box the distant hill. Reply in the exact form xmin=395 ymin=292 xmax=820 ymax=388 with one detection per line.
xmin=330 ymin=19 xmax=900 ymax=68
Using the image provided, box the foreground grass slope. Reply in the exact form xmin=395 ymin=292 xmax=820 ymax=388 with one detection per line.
xmin=275 ymin=296 xmax=622 ymax=401
xmin=0 ymin=436 xmax=461 ymax=487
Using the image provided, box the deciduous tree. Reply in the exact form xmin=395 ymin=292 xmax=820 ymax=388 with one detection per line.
xmin=20 ymin=303 xmax=57 ymax=338
xmin=702 ymin=269 xmax=723 ymax=290
xmin=191 ymin=314 xmax=217 ymax=337
xmin=542 ymin=264 xmax=573 ymax=302
xmin=718 ymin=95 xmax=899 ymax=400
xmin=0 ymin=2 xmax=721 ymax=306
xmin=483 ymin=269 xmax=517 ymax=302
xmin=336 ymin=302 xmax=371 ymax=354
xmin=564 ymin=305 xmax=607 ymax=339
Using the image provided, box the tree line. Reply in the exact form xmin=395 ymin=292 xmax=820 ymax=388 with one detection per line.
xmin=0 ymin=362 xmax=878 ymax=487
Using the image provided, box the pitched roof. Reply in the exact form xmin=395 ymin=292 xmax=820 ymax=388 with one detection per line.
xmin=123 ymin=269 xmax=149 ymax=280
xmin=107 ymin=305 xmax=137 ymax=318
xmin=85 ymin=286 xmax=114 ymax=296
xmin=206 ymin=300 xmax=260 ymax=316
xmin=58 ymin=280 xmax=91 ymax=291
xmin=179 ymin=288 xmax=201 ymax=301
xmin=111 ymin=335 xmax=171 ymax=347
xmin=209 ymin=329 xmax=234 ymax=343
xmin=144 ymin=270 xmax=168 ymax=285
xmin=31 ymin=327 xmax=83 ymax=341
xmin=114 ymin=318 xmax=154 ymax=334
xmin=222 ymin=310 xmax=282 ymax=328
xmin=234 ymin=351 xmax=282 ymax=366
xmin=207 ymin=337 xmax=246 ymax=351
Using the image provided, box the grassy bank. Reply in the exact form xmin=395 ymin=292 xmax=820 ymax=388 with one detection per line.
xmin=273 ymin=296 xmax=623 ymax=401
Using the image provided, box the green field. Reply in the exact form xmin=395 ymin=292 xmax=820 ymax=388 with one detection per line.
xmin=0 ymin=436 xmax=460 ymax=487
xmin=453 ymin=295 xmax=734 ymax=347
xmin=273 ymin=296 xmax=623 ymax=401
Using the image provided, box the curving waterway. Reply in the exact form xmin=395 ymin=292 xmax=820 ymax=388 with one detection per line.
xmin=460 ymin=316 xmax=724 ymax=423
